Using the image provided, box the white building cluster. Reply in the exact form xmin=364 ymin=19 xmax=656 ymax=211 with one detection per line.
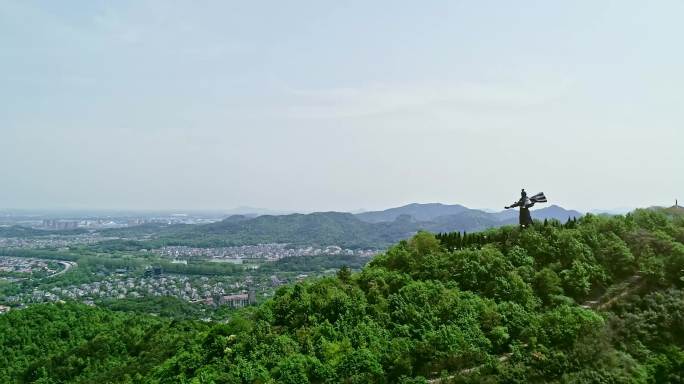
xmin=3 ymin=275 xmax=257 ymax=308
xmin=155 ymin=244 xmax=378 ymax=262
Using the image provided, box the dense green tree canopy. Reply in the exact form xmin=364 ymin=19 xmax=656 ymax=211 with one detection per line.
xmin=1 ymin=209 xmax=683 ymax=383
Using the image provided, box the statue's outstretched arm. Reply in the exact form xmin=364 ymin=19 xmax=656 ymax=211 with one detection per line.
xmin=505 ymin=201 xmax=521 ymax=209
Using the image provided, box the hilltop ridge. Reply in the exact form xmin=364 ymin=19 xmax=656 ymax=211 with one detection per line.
xmin=2 ymin=208 xmax=682 ymax=382
xmin=158 ymin=203 xmax=583 ymax=247
xmin=2 ymin=203 xmax=584 ymax=249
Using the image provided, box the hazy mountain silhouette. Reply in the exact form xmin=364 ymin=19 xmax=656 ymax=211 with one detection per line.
xmin=158 ymin=203 xmax=584 ymax=248
xmin=356 ymin=203 xmax=581 ymax=226
xmin=356 ymin=203 xmax=469 ymax=223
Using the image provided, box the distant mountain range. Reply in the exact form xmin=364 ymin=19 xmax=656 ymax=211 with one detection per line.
xmin=1 ymin=203 xmax=584 ymax=249
xmin=144 ymin=203 xmax=583 ymax=248
xmin=355 ymin=203 xmax=470 ymax=223
xmin=355 ymin=203 xmax=580 ymax=225
xmin=221 ymin=206 xmax=294 ymax=217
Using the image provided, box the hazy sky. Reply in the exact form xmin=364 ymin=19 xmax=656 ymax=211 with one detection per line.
xmin=1 ymin=1 xmax=682 ymax=213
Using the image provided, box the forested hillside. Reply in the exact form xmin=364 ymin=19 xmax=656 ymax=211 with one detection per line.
xmin=100 ymin=206 xmax=581 ymax=249
xmin=1 ymin=209 xmax=683 ymax=383
xmin=2 ymin=204 xmax=581 ymax=249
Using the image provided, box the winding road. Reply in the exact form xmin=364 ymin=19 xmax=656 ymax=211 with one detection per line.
xmin=49 ymin=260 xmax=77 ymax=278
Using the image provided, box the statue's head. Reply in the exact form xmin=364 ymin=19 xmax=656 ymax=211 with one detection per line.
xmin=521 ymin=189 xmax=527 ymax=197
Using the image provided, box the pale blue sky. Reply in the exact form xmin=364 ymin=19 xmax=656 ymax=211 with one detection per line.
xmin=1 ymin=1 xmax=682 ymax=212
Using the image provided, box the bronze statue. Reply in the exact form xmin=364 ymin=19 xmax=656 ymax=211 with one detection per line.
xmin=505 ymin=189 xmax=547 ymax=227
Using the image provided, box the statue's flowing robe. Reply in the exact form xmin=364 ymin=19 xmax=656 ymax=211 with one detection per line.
xmin=529 ymin=192 xmax=547 ymax=205
xmin=520 ymin=206 xmax=533 ymax=226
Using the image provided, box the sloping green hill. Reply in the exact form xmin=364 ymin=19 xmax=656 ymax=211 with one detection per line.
xmin=356 ymin=203 xmax=470 ymax=223
xmin=140 ymin=211 xmax=419 ymax=248
xmin=10 ymin=204 xmax=583 ymax=248
xmin=180 ymin=211 xmax=398 ymax=248
xmin=146 ymin=206 xmax=583 ymax=248
xmin=1 ymin=209 xmax=683 ymax=383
